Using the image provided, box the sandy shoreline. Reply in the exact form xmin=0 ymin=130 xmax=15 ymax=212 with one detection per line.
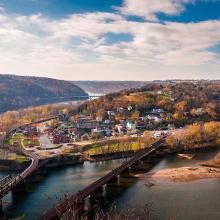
xmin=142 ymin=166 xmax=220 ymax=182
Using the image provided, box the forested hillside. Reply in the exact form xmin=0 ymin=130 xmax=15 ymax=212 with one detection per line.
xmin=0 ymin=75 xmax=88 ymax=113
xmin=77 ymin=81 xmax=220 ymax=127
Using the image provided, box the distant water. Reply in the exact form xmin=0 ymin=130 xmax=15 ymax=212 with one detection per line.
xmin=54 ymin=92 xmax=103 ymax=105
xmin=87 ymin=92 xmax=105 ymax=97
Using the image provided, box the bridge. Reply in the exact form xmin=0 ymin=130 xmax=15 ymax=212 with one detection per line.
xmin=0 ymin=117 xmax=57 ymax=200
xmin=0 ymin=149 xmax=47 ymax=198
xmin=40 ymin=136 xmax=166 ymax=220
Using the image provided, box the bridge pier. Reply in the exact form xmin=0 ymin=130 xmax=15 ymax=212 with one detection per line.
xmin=90 ymin=186 xmax=104 ymax=200
xmin=154 ymin=150 xmax=167 ymax=158
xmin=129 ymin=161 xmax=149 ymax=173
xmin=35 ymin=167 xmax=48 ymax=175
xmin=120 ymin=167 xmax=130 ymax=177
xmin=89 ymin=189 xmax=104 ymax=207
xmin=106 ymin=176 xmax=118 ymax=187
xmin=12 ymin=181 xmax=26 ymax=194
xmin=25 ymin=173 xmax=44 ymax=183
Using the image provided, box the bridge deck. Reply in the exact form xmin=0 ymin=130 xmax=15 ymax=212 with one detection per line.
xmin=0 ymin=150 xmax=42 ymax=198
xmin=40 ymin=137 xmax=166 ymax=220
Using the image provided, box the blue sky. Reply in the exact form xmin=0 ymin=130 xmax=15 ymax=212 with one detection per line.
xmin=2 ymin=0 xmax=220 ymax=21
xmin=0 ymin=0 xmax=219 ymax=80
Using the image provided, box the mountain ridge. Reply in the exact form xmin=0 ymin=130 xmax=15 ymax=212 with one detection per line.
xmin=0 ymin=74 xmax=88 ymax=113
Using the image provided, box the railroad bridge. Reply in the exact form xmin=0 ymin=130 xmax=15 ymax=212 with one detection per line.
xmin=0 ymin=149 xmax=50 ymax=215
xmin=0 ymin=117 xmax=57 ymax=200
xmin=40 ymin=136 xmax=168 ymax=220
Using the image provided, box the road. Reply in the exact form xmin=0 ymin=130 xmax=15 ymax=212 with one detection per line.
xmin=38 ymin=134 xmax=56 ymax=150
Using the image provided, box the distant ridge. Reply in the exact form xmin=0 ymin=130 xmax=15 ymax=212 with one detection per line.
xmin=72 ymin=80 xmax=220 ymax=94
xmin=0 ymin=74 xmax=88 ymax=113
xmin=72 ymin=81 xmax=150 ymax=94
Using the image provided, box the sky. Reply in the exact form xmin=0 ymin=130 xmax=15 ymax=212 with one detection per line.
xmin=0 ymin=0 xmax=220 ymax=80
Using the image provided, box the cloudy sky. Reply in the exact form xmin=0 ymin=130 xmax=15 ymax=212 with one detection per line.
xmin=0 ymin=0 xmax=220 ymax=80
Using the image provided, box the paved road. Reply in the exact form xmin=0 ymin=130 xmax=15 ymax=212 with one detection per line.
xmin=38 ymin=134 xmax=56 ymax=150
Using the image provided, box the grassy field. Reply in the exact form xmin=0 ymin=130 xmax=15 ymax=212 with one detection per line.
xmin=8 ymin=132 xmax=39 ymax=147
xmin=8 ymin=133 xmax=24 ymax=146
xmin=8 ymin=154 xmax=29 ymax=164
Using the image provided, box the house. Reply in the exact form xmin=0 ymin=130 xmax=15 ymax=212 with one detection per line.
xmin=168 ymin=124 xmax=175 ymax=130
xmin=58 ymin=113 xmax=68 ymax=121
xmin=127 ymin=106 xmax=133 ymax=111
xmin=71 ymin=134 xmax=80 ymax=142
xmin=22 ymin=126 xmax=37 ymax=137
xmin=103 ymin=128 xmax=112 ymax=136
xmin=152 ymin=108 xmax=165 ymax=114
xmin=96 ymin=116 xmax=103 ymax=122
xmin=68 ymin=127 xmax=78 ymax=135
xmin=195 ymin=108 xmax=204 ymax=116
xmin=50 ymin=134 xmax=70 ymax=144
xmin=76 ymin=119 xmax=100 ymax=129
xmin=120 ymin=120 xmax=127 ymax=127
xmin=61 ymin=135 xmax=70 ymax=143
xmin=126 ymin=121 xmax=136 ymax=130
xmin=157 ymin=90 xmax=163 ymax=95
xmin=147 ymin=114 xmax=156 ymax=120
xmin=183 ymin=112 xmax=190 ymax=116
xmin=107 ymin=110 xmax=115 ymax=116
xmin=136 ymin=121 xmax=147 ymax=130
xmin=117 ymin=107 xmax=125 ymax=113
xmin=166 ymin=113 xmax=172 ymax=119
xmin=147 ymin=114 xmax=163 ymax=123
xmin=154 ymin=116 xmax=163 ymax=123
xmin=44 ymin=127 xmax=54 ymax=135
xmin=153 ymin=132 xmax=161 ymax=138
xmin=104 ymin=119 xmax=110 ymax=124
xmin=51 ymin=135 xmax=60 ymax=144
xmin=91 ymin=128 xmax=104 ymax=139
xmin=81 ymin=133 xmax=91 ymax=141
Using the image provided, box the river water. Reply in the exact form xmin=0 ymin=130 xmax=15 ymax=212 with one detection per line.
xmin=1 ymin=159 xmax=124 ymax=219
xmin=1 ymin=149 xmax=220 ymax=220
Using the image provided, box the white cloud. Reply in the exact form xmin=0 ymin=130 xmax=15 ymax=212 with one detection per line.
xmin=116 ymin=0 xmax=195 ymax=21
xmin=0 ymin=2 xmax=219 ymax=80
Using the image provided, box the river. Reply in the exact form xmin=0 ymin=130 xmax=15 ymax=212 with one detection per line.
xmin=1 ymin=159 xmax=124 ymax=219
xmin=1 ymin=149 xmax=220 ymax=219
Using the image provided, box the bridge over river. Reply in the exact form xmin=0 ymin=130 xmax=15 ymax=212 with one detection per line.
xmin=0 ymin=149 xmax=48 ymax=199
xmin=0 ymin=117 xmax=56 ymax=211
xmin=40 ymin=136 xmax=167 ymax=220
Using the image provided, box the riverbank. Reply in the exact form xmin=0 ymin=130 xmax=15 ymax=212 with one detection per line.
xmin=200 ymin=151 xmax=220 ymax=168
xmin=141 ymin=147 xmax=220 ymax=182
xmin=143 ymin=166 xmax=220 ymax=182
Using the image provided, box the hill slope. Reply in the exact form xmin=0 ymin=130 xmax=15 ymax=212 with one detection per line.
xmin=77 ymin=81 xmax=220 ymax=127
xmin=0 ymin=75 xmax=88 ymax=113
